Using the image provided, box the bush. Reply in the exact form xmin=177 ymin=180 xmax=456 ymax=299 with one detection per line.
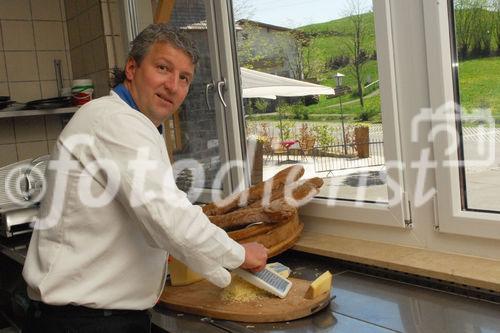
xmin=327 ymin=55 xmax=350 ymax=70
xmin=254 ymin=99 xmax=270 ymax=113
xmin=292 ymin=105 xmax=309 ymax=120
xmin=311 ymin=124 xmax=336 ymax=148
xmin=355 ymin=97 xmax=381 ymax=123
xmin=277 ymin=119 xmax=296 ymax=140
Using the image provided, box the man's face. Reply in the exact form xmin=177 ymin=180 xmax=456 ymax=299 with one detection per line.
xmin=125 ymin=42 xmax=195 ymax=126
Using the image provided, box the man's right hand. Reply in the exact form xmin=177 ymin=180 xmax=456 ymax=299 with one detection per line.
xmin=240 ymin=242 xmax=268 ymax=272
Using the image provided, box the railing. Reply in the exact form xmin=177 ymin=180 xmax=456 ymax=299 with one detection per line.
xmin=313 ymin=141 xmax=385 ymax=174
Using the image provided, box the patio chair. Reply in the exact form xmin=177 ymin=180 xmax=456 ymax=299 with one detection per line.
xmin=299 ymin=137 xmax=316 ymax=160
xmin=271 ymin=140 xmax=287 ymax=164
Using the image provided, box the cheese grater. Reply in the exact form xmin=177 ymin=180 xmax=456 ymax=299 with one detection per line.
xmin=233 ymin=267 xmax=293 ymax=298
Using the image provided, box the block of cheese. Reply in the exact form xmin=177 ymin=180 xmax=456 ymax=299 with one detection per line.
xmin=169 ymin=257 xmax=204 ymax=286
xmin=304 ymin=270 xmax=333 ymax=300
xmin=266 ymin=262 xmax=291 ymax=278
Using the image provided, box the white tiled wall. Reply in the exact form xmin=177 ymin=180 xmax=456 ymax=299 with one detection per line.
xmin=0 ymin=0 xmax=72 ymax=102
xmin=0 ymin=0 xmax=71 ymax=167
xmin=65 ymin=0 xmax=126 ymax=98
xmin=0 ymin=0 xmax=128 ymax=166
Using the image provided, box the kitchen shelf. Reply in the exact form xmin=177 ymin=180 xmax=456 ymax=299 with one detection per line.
xmin=0 ymin=106 xmax=79 ymax=119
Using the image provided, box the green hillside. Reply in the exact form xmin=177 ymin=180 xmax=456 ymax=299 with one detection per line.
xmin=300 ymin=12 xmax=376 ymax=64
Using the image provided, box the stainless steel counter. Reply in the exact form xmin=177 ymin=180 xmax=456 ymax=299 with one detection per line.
xmin=3 ymin=240 xmax=500 ymax=333
xmin=0 ymin=235 xmax=29 ymax=265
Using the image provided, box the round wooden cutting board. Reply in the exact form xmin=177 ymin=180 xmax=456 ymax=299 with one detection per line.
xmin=158 ymin=277 xmax=331 ymax=323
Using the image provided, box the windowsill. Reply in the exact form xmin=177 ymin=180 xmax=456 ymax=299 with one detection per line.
xmin=294 ymin=231 xmax=500 ymax=292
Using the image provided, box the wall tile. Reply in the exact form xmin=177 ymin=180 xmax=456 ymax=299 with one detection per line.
xmin=101 ymin=2 xmax=112 ymax=36
xmin=60 ymin=0 xmax=67 ymax=21
xmin=31 ymin=0 xmax=62 ymax=21
xmin=78 ymin=11 xmax=92 ymax=44
xmin=63 ymin=18 xmax=70 ymax=51
xmin=5 ymin=52 xmax=39 ymax=82
xmin=0 ymin=118 xmax=16 ymax=144
xmin=70 ymin=46 xmax=83 ymax=78
xmin=64 ymin=55 xmax=73 ymax=83
xmin=34 ymin=21 xmax=65 ymax=51
xmin=0 ymin=0 xmax=31 ymax=20
xmin=1 ymin=21 xmax=35 ymax=51
xmin=92 ymin=37 xmax=107 ymax=72
xmin=109 ymin=1 xmax=121 ymax=35
xmin=16 ymin=141 xmax=48 ymax=160
xmin=105 ymin=36 xmax=115 ymax=69
xmin=9 ymin=82 xmax=41 ymax=102
xmin=0 ymin=82 xmax=9 ymax=96
xmin=88 ymin=4 xmax=104 ymax=41
xmin=0 ymin=53 xmax=7 ymax=81
xmin=113 ymin=35 xmax=126 ymax=69
xmin=0 ymin=144 xmax=18 ymax=167
xmin=76 ymin=0 xmax=88 ymax=12
xmin=67 ymin=17 xmax=81 ymax=47
xmin=45 ymin=115 xmax=63 ymax=139
xmin=14 ymin=116 xmax=47 ymax=142
xmin=37 ymin=51 xmax=69 ymax=80
xmin=92 ymin=69 xmax=110 ymax=98
xmin=65 ymin=0 xmax=78 ymax=20
xmin=40 ymin=80 xmax=59 ymax=98
xmin=0 ymin=24 xmax=3 ymax=50
xmin=82 ymin=42 xmax=95 ymax=75
xmin=4 ymin=52 xmax=38 ymax=82
xmin=47 ymin=139 xmax=57 ymax=155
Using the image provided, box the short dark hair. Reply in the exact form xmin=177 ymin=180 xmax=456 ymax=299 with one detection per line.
xmin=111 ymin=24 xmax=199 ymax=87
xmin=129 ymin=24 xmax=199 ymax=66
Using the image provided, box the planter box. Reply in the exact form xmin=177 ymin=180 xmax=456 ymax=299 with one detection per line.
xmin=354 ymin=126 xmax=370 ymax=158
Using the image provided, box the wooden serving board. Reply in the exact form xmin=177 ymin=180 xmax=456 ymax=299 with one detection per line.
xmin=158 ymin=277 xmax=331 ymax=323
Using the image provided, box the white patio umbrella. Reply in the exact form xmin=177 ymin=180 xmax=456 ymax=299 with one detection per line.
xmin=240 ymin=67 xmax=335 ymax=99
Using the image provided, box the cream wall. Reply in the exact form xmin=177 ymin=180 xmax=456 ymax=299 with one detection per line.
xmin=0 ymin=0 xmax=129 ymax=168
xmin=65 ymin=0 xmax=126 ymax=98
xmin=0 ymin=0 xmax=72 ymax=167
xmin=0 ymin=0 xmax=72 ymax=102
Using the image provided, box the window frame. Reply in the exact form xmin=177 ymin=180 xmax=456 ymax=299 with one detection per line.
xmin=296 ymin=0 xmax=410 ymax=228
xmin=422 ymin=0 xmax=500 ymax=240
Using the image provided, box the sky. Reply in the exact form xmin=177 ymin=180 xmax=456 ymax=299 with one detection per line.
xmin=234 ymin=0 xmax=373 ymax=28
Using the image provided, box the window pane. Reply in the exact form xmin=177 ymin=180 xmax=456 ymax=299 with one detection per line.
xmin=162 ymin=1 xmax=225 ymax=190
xmin=450 ymin=0 xmax=500 ymax=212
xmin=233 ymin=0 xmax=388 ymax=203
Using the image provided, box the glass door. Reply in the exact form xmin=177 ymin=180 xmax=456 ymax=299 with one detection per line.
xmin=124 ymin=0 xmax=245 ymax=202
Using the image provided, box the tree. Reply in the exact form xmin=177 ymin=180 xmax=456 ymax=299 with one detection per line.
xmin=342 ymin=0 xmax=372 ymax=108
xmin=492 ymin=0 xmax=500 ymax=54
xmin=232 ymin=0 xmax=255 ymax=21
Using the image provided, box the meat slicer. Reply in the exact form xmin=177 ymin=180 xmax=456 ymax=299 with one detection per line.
xmin=0 ymin=155 xmax=49 ymax=238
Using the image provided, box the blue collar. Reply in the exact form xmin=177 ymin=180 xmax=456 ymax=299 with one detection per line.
xmin=113 ymin=83 xmax=163 ymax=134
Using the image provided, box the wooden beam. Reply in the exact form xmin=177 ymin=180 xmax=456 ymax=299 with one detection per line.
xmin=154 ymin=0 xmax=175 ymax=24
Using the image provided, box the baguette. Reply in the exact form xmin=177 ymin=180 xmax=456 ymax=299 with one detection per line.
xmin=208 ymin=198 xmax=297 ymax=230
xmin=248 ymin=177 xmax=324 ymax=209
xmin=202 ymin=165 xmax=304 ymax=216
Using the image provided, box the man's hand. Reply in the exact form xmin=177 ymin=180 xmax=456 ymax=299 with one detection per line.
xmin=240 ymin=242 xmax=268 ymax=272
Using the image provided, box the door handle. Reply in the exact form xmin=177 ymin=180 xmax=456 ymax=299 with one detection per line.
xmin=216 ymin=78 xmax=228 ymax=109
xmin=205 ymin=82 xmax=214 ymax=110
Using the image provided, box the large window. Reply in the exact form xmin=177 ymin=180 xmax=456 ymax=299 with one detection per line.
xmin=231 ymin=0 xmax=409 ymax=227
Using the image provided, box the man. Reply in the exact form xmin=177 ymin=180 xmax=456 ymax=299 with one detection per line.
xmin=22 ymin=24 xmax=267 ymax=332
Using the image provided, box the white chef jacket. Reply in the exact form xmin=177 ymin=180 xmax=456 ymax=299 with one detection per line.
xmin=22 ymin=91 xmax=245 ymax=310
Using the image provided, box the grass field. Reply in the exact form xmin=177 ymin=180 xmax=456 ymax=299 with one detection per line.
xmin=458 ymin=56 xmax=500 ymax=117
